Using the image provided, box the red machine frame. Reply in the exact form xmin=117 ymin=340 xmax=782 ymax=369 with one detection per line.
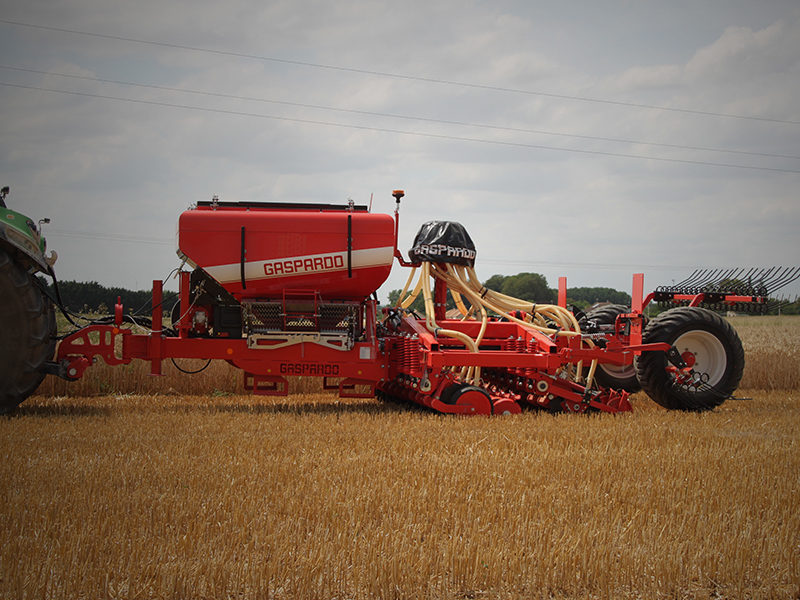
xmin=54 ymin=196 xmax=776 ymax=416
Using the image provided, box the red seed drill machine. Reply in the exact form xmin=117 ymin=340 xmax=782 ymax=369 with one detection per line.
xmin=3 ymin=189 xmax=798 ymax=414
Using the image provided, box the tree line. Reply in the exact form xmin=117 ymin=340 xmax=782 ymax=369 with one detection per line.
xmin=40 ymin=279 xmax=157 ymax=314
xmin=386 ymin=272 xmax=632 ymax=314
xmin=41 ymin=273 xmax=796 ymax=317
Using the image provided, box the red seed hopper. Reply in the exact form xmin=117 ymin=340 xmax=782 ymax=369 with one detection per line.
xmin=178 ymin=199 xmax=395 ymax=301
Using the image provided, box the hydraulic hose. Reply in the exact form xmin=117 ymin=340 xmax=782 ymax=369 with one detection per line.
xmin=397 ymin=259 xmax=601 ymax=387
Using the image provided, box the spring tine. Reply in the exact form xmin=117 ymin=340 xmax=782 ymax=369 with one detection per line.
xmin=750 ymin=267 xmax=775 ymax=296
xmin=740 ymin=268 xmax=763 ymax=292
xmin=667 ymin=269 xmax=705 ymax=290
xmin=688 ymin=268 xmax=713 ymax=286
xmin=737 ymin=267 xmax=762 ymax=293
xmin=767 ymin=293 xmax=800 ymax=312
xmin=690 ymin=268 xmax=721 ymax=292
xmin=662 ymin=266 xmax=800 ymax=299
xmin=705 ymin=268 xmax=726 ymax=291
xmin=706 ymin=268 xmax=729 ymax=287
xmin=767 ymin=266 xmax=800 ymax=294
xmin=717 ymin=267 xmax=741 ymax=290
xmin=764 ymin=266 xmax=786 ymax=288
xmin=685 ymin=268 xmax=713 ymax=289
xmin=698 ymin=268 xmax=723 ymax=292
xmin=764 ymin=266 xmax=791 ymax=290
xmin=756 ymin=267 xmax=780 ymax=294
xmin=783 ymin=267 xmax=800 ymax=290
xmin=755 ymin=268 xmax=777 ymax=296
xmin=728 ymin=268 xmax=755 ymax=294
xmin=725 ymin=272 xmax=743 ymax=294
xmin=754 ymin=266 xmax=779 ymax=291
xmin=660 ymin=271 xmax=687 ymax=292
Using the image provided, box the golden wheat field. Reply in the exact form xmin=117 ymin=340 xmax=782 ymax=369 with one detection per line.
xmin=2 ymin=316 xmax=799 ymax=599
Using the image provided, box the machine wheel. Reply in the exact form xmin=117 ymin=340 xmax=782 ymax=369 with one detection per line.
xmin=580 ymin=304 xmax=641 ymax=392
xmin=0 ymin=248 xmax=56 ymax=414
xmin=439 ymin=383 xmax=493 ymax=415
xmin=636 ymin=307 xmax=744 ymax=411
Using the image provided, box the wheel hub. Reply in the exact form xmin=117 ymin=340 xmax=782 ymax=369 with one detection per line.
xmin=673 ymin=330 xmax=727 ymax=387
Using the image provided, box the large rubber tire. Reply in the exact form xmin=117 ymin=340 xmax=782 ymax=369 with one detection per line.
xmin=580 ymin=304 xmax=641 ymax=392
xmin=0 ymin=248 xmax=56 ymax=414
xmin=635 ymin=307 xmax=744 ymax=411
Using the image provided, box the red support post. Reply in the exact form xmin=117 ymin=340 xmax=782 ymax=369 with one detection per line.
xmin=434 ymin=275 xmax=447 ymax=322
xmin=558 ymin=277 xmax=567 ymax=308
xmin=178 ymin=271 xmax=191 ymax=337
xmin=149 ymin=280 xmax=164 ymax=376
xmin=632 ymin=273 xmax=644 ymax=313
xmin=630 ymin=274 xmax=644 ymax=347
xmin=365 ymin=297 xmax=376 ymax=344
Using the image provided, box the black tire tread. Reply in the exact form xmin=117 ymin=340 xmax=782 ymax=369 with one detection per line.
xmin=0 ymin=248 xmax=55 ymax=413
xmin=581 ymin=304 xmax=642 ymax=392
xmin=636 ymin=307 xmax=744 ymax=411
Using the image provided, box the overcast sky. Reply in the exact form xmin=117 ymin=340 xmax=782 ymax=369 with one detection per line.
xmin=1 ymin=0 xmax=799 ymax=303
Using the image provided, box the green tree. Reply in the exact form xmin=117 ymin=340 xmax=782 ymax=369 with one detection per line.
xmin=483 ymin=274 xmax=507 ymax=292
xmin=386 ymin=288 xmax=466 ymax=315
xmin=567 ymin=287 xmax=632 ymax=307
xmin=386 ymin=288 xmax=426 ymax=314
xmin=498 ymin=272 xmax=555 ymax=304
xmin=41 ymin=280 xmax=157 ymax=314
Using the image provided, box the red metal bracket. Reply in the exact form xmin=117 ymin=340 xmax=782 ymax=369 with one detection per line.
xmin=339 ymin=378 xmax=376 ymax=398
xmin=57 ymin=325 xmax=132 ymax=367
xmin=244 ymin=373 xmax=289 ymax=396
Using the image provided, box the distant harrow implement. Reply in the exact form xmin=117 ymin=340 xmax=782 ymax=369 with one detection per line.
xmin=652 ymin=267 xmax=800 ymax=313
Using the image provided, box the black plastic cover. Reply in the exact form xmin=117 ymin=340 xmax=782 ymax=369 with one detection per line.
xmin=408 ymin=221 xmax=476 ymax=267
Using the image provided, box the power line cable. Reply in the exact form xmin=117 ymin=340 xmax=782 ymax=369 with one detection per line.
xmin=47 ymin=228 xmax=174 ymax=245
xmin=481 ymin=258 xmax=700 ymax=271
xmin=4 ymin=65 xmax=797 ymax=162
xmin=3 ymin=81 xmax=798 ymax=174
xmin=45 ymin=228 xmax=709 ymax=273
xmin=2 ymin=18 xmax=799 ymax=126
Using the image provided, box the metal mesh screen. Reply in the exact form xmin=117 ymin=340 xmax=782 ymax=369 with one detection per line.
xmin=243 ymin=302 xmax=361 ymax=336
xmin=244 ymin=302 xmax=282 ymax=334
xmin=319 ymin=304 xmax=360 ymax=335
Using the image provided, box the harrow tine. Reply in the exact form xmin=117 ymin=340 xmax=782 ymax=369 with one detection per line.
xmin=662 ymin=266 xmax=800 ymax=300
xmin=752 ymin=266 xmax=779 ymax=293
xmin=742 ymin=270 xmax=766 ymax=294
xmin=767 ymin=293 xmax=800 ymax=313
xmin=731 ymin=268 xmax=758 ymax=293
xmin=764 ymin=266 xmax=800 ymax=294
xmin=765 ymin=266 xmax=793 ymax=289
xmin=678 ymin=269 xmax=704 ymax=288
xmin=686 ymin=269 xmax=717 ymax=293
xmin=762 ymin=266 xmax=788 ymax=290
xmin=669 ymin=269 xmax=705 ymax=291
xmin=691 ymin=268 xmax=722 ymax=290
xmin=713 ymin=267 xmax=741 ymax=290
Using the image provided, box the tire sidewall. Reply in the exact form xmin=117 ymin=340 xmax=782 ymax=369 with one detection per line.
xmin=581 ymin=304 xmax=641 ymax=392
xmin=0 ymin=248 xmax=54 ymax=412
xmin=637 ymin=307 xmax=744 ymax=410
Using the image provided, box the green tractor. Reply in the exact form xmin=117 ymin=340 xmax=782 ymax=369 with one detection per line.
xmin=0 ymin=186 xmax=58 ymax=414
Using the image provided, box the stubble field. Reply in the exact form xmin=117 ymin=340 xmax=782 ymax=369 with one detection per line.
xmin=1 ymin=316 xmax=798 ymax=599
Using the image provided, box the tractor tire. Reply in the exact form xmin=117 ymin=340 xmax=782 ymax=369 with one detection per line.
xmin=0 ymin=248 xmax=56 ymax=414
xmin=635 ymin=307 xmax=744 ymax=411
xmin=580 ymin=304 xmax=641 ymax=392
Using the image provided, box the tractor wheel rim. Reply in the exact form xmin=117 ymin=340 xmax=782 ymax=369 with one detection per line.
xmin=672 ymin=330 xmax=727 ymax=387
